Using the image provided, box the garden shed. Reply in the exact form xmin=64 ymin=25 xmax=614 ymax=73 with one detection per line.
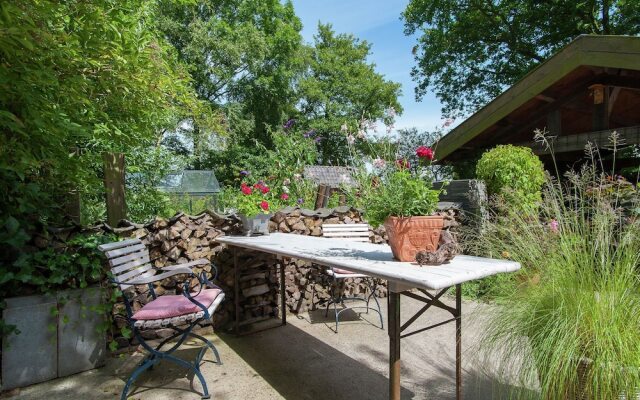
xmin=436 ymin=35 xmax=640 ymax=172
xmin=303 ymin=166 xmax=356 ymax=208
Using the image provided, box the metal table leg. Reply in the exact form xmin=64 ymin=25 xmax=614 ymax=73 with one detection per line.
xmin=280 ymin=260 xmax=286 ymax=326
xmin=390 ymin=284 xmax=463 ymax=400
xmin=233 ymin=247 xmax=240 ymax=334
xmin=455 ymin=284 xmax=462 ymax=400
xmin=388 ymin=291 xmax=401 ymax=400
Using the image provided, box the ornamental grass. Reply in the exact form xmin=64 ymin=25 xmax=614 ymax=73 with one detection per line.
xmin=472 ymin=133 xmax=640 ymax=399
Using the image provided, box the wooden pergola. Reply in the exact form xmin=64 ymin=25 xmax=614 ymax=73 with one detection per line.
xmin=436 ymin=35 xmax=640 ymax=171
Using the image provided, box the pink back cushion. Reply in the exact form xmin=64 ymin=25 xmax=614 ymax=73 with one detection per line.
xmin=132 ymin=288 xmax=222 ymax=320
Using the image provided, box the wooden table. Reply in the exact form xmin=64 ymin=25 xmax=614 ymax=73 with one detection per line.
xmin=216 ymin=233 xmax=520 ymax=400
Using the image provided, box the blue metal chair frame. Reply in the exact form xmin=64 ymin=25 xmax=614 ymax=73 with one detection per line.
xmin=99 ymin=239 xmax=224 ymax=400
xmin=324 ymin=267 xmax=384 ymax=332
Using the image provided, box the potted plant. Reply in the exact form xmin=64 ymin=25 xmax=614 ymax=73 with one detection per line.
xmin=234 ymin=181 xmax=275 ymax=236
xmin=357 ymin=164 xmax=442 ymax=262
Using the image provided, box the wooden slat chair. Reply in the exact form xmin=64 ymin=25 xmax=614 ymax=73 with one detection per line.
xmin=98 ymin=238 xmax=225 ymax=400
xmin=322 ymin=224 xmax=383 ymax=332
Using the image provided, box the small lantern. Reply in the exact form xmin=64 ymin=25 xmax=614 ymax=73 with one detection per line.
xmin=589 ymin=84 xmax=605 ymax=105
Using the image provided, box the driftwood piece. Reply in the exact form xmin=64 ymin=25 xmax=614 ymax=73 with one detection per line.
xmin=415 ymin=230 xmax=460 ymax=266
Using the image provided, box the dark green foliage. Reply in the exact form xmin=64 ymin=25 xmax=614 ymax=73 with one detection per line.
xmin=403 ymin=0 xmax=640 ymax=116
xmin=476 ymin=145 xmax=545 ymax=210
xmin=0 ymin=0 xmax=214 ymax=265
xmin=155 ymin=0 xmax=305 ymax=148
xmin=298 ymin=24 xmax=403 ymax=163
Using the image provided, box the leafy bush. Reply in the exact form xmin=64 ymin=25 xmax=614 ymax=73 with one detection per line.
xmin=476 ymin=145 xmax=545 ymax=210
xmin=474 ymin=149 xmax=640 ymax=398
xmin=0 ymin=0 xmax=216 ymax=266
xmin=352 ymin=169 xmax=441 ymax=227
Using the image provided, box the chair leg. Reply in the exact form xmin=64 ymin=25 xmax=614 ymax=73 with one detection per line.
xmin=367 ymin=280 xmax=384 ymax=329
xmin=331 ymin=280 xmax=340 ymax=333
xmin=164 ymin=353 xmax=211 ymax=400
xmin=121 ymin=356 xmax=158 ymax=400
xmin=189 ymin=331 xmax=222 ymax=365
xmin=130 ymin=323 xmax=212 ymax=400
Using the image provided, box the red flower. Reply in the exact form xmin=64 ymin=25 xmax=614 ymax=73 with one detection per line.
xmin=261 ymin=186 xmax=270 ymax=194
xmin=260 ymin=201 xmax=269 ymax=211
xmin=240 ymin=183 xmax=252 ymax=195
xmin=395 ymin=159 xmax=410 ymax=169
xmin=416 ymin=146 xmax=434 ymax=160
xmin=281 ymin=193 xmax=289 ymax=200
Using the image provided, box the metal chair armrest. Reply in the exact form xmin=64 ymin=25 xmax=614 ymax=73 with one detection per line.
xmin=162 ymin=259 xmax=219 ymax=281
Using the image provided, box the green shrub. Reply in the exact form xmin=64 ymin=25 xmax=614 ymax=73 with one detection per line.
xmin=474 ymin=160 xmax=640 ymax=398
xmin=476 ymin=145 xmax=545 ymax=210
xmin=352 ymin=169 xmax=441 ymax=227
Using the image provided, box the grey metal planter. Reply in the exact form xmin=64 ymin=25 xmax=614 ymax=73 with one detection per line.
xmin=238 ymin=213 xmax=272 ymax=236
xmin=1 ymin=287 xmax=106 ymax=390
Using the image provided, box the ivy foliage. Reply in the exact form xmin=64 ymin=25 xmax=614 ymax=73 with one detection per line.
xmin=476 ymin=145 xmax=546 ymax=211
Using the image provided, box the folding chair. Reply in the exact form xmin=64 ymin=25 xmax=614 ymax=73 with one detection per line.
xmin=99 ymin=238 xmax=225 ymax=400
xmin=322 ymin=224 xmax=383 ymax=332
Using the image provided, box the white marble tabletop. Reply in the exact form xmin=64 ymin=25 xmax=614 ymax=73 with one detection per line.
xmin=216 ymin=233 xmax=520 ymax=291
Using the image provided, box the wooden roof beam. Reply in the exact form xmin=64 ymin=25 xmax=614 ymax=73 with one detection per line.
xmin=518 ymin=125 xmax=640 ymax=155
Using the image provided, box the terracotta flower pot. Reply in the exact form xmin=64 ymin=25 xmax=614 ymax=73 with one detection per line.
xmin=384 ymin=216 xmax=444 ymax=262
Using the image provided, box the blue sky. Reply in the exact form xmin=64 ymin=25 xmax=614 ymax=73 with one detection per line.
xmin=290 ymin=0 xmax=444 ymax=134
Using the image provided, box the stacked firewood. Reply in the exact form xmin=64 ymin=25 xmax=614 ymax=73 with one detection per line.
xmin=105 ymin=207 xmax=390 ymax=344
xmin=41 ymin=204 xmax=461 ymax=347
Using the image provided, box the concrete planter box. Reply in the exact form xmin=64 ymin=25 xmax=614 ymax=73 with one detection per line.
xmin=1 ymin=287 xmax=106 ymax=390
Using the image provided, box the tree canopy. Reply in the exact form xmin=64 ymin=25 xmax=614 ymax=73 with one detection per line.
xmin=155 ymin=0 xmax=305 ymax=151
xmin=403 ymin=0 xmax=640 ymax=117
xmin=297 ymin=23 xmax=403 ymax=163
xmin=0 ymin=0 xmax=216 ymax=255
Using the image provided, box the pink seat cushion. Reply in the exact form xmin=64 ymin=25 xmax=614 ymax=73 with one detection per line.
xmin=132 ymin=288 xmax=222 ymax=320
xmin=333 ymin=267 xmax=357 ymax=275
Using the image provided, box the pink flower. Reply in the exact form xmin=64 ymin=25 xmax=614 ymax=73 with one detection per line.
xmin=281 ymin=193 xmax=289 ymax=200
xmin=549 ymin=219 xmax=559 ymax=233
xmin=396 ymin=159 xmax=410 ymax=170
xmin=260 ymin=201 xmax=269 ymax=211
xmin=416 ymin=146 xmax=434 ymax=160
xmin=241 ymin=183 xmax=252 ymax=195
xmin=373 ymin=157 xmax=386 ymax=168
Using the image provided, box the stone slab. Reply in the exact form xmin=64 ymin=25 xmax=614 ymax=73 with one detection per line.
xmin=2 ymin=294 xmax=57 ymax=390
xmin=57 ymin=288 xmax=107 ymax=377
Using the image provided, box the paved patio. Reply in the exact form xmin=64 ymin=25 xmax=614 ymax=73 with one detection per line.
xmin=2 ymin=296 xmax=533 ymax=400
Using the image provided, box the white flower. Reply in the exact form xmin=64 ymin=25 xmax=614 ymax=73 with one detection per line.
xmin=357 ymin=130 xmax=366 ymax=139
xmin=347 ymin=134 xmax=355 ymax=145
xmin=340 ymin=123 xmax=348 ymax=132
xmin=293 ymin=173 xmax=302 ymax=181
xmin=282 ymin=185 xmax=290 ymax=194
xmin=373 ymin=158 xmax=386 ymax=168
xmin=283 ymin=178 xmax=291 ymax=186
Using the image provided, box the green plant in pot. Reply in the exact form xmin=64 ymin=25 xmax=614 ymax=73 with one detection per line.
xmin=359 ymin=165 xmax=441 ymax=261
xmin=474 ymin=138 xmax=640 ymax=399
